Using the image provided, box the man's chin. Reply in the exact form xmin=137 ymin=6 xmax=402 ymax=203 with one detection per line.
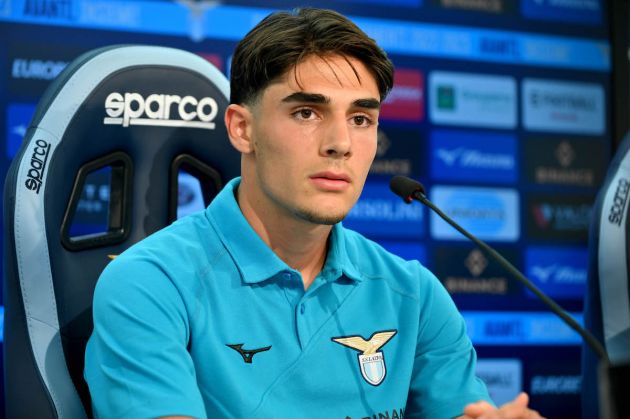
xmin=294 ymin=208 xmax=348 ymax=226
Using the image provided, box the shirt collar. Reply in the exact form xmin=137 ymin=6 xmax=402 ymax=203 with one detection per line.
xmin=322 ymin=223 xmax=363 ymax=283
xmin=206 ymin=177 xmax=363 ymax=284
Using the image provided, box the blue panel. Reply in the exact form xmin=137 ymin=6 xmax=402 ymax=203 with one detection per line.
xmin=344 ymin=181 xmax=425 ymax=239
xmin=525 ymin=246 xmax=588 ymax=300
xmin=337 ymin=0 xmax=422 ymax=5
xmin=0 ymin=2 xmax=610 ymax=71
xmin=522 ymin=0 xmax=602 ymax=26
xmin=430 ymin=129 xmax=517 ymax=184
xmin=463 ymin=311 xmax=583 ymax=345
xmin=430 ymin=186 xmax=520 ymax=242
xmin=353 ymin=16 xmax=609 ymax=71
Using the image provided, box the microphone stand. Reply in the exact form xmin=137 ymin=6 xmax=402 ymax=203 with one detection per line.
xmin=389 ymin=175 xmax=629 ymax=418
xmin=412 ymin=189 xmax=609 ymax=364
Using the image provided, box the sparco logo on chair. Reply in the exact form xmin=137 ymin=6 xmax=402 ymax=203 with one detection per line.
xmin=608 ymin=177 xmax=630 ymax=226
xmin=24 ymin=139 xmax=51 ymax=194
xmin=103 ymin=92 xmax=219 ymax=129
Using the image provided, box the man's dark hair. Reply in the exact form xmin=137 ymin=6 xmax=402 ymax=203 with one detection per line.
xmin=229 ymin=8 xmax=394 ymax=105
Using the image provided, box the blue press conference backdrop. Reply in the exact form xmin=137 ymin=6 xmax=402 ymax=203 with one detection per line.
xmin=0 ymin=0 xmax=612 ymax=417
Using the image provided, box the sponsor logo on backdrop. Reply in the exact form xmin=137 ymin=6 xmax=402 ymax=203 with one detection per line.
xmin=525 ymin=247 xmax=587 ymax=299
xmin=608 ymin=178 xmax=630 ymax=226
xmin=430 ymin=129 xmax=517 ymax=183
xmin=430 ymin=186 xmax=519 ymax=241
xmin=530 ymin=375 xmax=581 ymax=395
xmin=434 ymin=247 xmax=520 ymax=295
xmin=527 ymin=194 xmax=593 ymax=241
xmin=476 ymin=359 xmax=522 ymax=405
xmin=79 ymin=1 xmax=140 ymax=27
xmin=525 ymin=137 xmax=605 ymax=187
xmin=429 ymin=71 xmax=516 ymax=129
xmin=8 ymin=43 xmax=85 ymax=95
xmin=23 ymin=0 xmax=75 ymax=19
xmin=522 ymin=0 xmax=601 ymax=25
xmin=376 ymin=130 xmax=391 ymax=158
xmin=11 ymin=57 xmax=68 ymax=80
xmin=24 ymin=139 xmax=51 ymax=194
xmin=6 ymin=103 xmax=36 ymax=159
xmin=463 ymin=311 xmax=583 ymax=345
xmin=380 ymin=69 xmax=424 ymax=122
xmin=345 ymin=182 xmax=424 ymax=239
xmin=465 ymin=249 xmax=487 ymax=277
xmin=526 ymin=358 xmax=582 ymax=417
xmin=433 ymin=0 xmax=508 ymax=13
xmin=103 ymin=92 xmax=219 ymax=129
xmin=522 ymin=79 xmax=604 ymax=135
xmin=481 ymin=318 xmax=525 ymax=340
xmin=478 ymin=36 xmax=519 ymax=60
xmin=369 ymin=128 xmax=422 ymax=178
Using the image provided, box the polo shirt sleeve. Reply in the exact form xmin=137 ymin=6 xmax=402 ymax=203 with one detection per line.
xmin=405 ymin=265 xmax=493 ymax=418
xmin=84 ymin=256 xmax=206 ymax=419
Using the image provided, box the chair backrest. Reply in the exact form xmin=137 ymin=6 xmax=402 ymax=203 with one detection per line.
xmin=3 ymin=45 xmax=240 ymax=418
xmin=582 ymin=132 xmax=630 ymax=417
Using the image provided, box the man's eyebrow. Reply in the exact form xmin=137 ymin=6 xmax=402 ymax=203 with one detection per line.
xmin=281 ymin=92 xmax=381 ymax=110
xmin=353 ymin=98 xmax=381 ymax=109
xmin=282 ymin=92 xmax=329 ymax=104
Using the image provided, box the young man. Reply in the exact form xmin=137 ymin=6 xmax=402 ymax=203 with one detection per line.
xmin=85 ymin=8 xmax=543 ymax=419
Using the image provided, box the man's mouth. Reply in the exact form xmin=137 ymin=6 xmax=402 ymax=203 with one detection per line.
xmin=309 ymin=171 xmax=351 ymax=191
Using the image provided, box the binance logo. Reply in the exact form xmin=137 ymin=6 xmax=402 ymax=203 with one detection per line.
xmin=465 ymin=249 xmax=487 ymax=277
xmin=376 ymin=130 xmax=391 ymax=157
xmin=555 ymin=141 xmax=575 ymax=168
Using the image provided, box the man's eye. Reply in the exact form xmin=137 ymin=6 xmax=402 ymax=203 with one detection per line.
xmin=353 ymin=115 xmax=371 ymax=126
xmin=297 ymin=109 xmax=313 ymax=119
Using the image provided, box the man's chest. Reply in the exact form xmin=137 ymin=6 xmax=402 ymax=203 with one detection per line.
xmin=188 ymin=278 xmax=420 ymax=418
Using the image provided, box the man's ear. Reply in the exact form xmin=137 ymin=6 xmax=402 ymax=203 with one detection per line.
xmin=225 ymin=103 xmax=254 ymax=154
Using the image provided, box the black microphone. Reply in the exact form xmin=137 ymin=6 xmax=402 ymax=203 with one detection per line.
xmin=389 ymin=175 xmax=609 ymax=364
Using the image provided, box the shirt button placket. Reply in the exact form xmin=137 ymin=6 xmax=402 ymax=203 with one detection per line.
xmin=296 ymin=296 xmax=309 ymax=349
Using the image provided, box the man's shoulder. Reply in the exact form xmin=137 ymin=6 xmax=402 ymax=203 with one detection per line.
xmin=340 ymin=226 xmax=435 ymax=294
xmin=103 ymin=209 xmax=223 ymax=282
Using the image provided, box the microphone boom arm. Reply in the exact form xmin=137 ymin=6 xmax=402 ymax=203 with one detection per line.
xmin=396 ymin=178 xmax=609 ymax=365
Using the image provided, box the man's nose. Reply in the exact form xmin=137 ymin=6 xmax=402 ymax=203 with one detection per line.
xmin=321 ymin=116 xmax=352 ymax=158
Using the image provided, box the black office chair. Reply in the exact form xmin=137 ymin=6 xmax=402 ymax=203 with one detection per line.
xmin=3 ymin=45 xmax=240 ymax=418
xmin=582 ymin=132 xmax=630 ymax=418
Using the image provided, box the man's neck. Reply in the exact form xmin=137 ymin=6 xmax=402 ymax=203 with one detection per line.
xmin=236 ymin=183 xmax=331 ymax=290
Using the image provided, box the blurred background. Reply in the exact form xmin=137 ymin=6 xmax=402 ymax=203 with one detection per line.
xmin=1 ymin=0 xmax=628 ymax=417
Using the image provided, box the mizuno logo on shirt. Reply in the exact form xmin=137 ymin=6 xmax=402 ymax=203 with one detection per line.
xmin=332 ymin=330 xmax=397 ymax=386
xmin=226 ymin=343 xmax=271 ymax=364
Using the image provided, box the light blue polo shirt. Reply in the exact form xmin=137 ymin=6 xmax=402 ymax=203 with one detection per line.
xmin=85 ymin=177 xmax=491 ymax=419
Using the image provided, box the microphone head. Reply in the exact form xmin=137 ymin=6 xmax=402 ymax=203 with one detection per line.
xmin=389 ymin=175 xmax=426 ymax=203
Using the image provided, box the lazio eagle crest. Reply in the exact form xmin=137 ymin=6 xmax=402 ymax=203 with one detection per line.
xmin=332 ymin=330 xmax=397 ymax=386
